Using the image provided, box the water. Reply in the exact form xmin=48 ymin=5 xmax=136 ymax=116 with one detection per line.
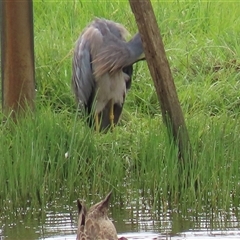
xmin=1 ymin=195 xmax=240 ymax=240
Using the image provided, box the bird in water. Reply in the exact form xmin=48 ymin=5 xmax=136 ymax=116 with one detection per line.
xmin=72 ymin=18 xmax=144 ymax=132
xmin=76 ymin=191 xmax=128 ymax=240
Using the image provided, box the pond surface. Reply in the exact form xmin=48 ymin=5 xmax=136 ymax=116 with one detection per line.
xmin=1 ymin=195 xmax=240 ymax=240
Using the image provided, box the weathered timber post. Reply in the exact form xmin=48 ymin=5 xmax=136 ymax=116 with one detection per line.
xmin=1 ymin=0 xmax=35 ymax=119
xmin=129 ymin=0 xmax=191 ymax=160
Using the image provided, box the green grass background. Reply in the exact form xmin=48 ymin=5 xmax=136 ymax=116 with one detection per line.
xmin=1 ymin=1 xmax=240 ymax=215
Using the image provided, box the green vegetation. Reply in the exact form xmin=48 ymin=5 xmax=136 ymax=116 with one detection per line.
xmin=1 ymin=1 xmax=240 ymax=215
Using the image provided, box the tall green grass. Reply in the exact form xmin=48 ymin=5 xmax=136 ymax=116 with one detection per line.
xmin=1 ymin=1 xmax=240 ymax=214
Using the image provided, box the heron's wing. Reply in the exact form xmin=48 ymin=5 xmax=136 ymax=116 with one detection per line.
xmin=92 ymin=41 xmax=129 ymax=78
xmin=93 ymin=33 xmax=143 ymax=78
xmin=72 ymin=25 xmax=105 ymax=110
xmin=93 ymin=18 xmax=129 ymax=41
xmin=72 ymin=33 xmax=94 ymax=109
xmin=90 ymin=18 xmax=131 ymax=78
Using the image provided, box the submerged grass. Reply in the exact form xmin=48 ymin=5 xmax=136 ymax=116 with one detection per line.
xmin=1 ymin=1 xmax=240 ymax=215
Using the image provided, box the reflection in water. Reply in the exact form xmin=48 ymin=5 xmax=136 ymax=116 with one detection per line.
xmin=0 ymin=194 xmax=240 ymax=240
xmin=41 ymin=212 xmax=75 ymax=237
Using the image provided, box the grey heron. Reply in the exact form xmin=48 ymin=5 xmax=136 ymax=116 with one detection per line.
xmin=72 ymin=18 xmax=144 ymax=132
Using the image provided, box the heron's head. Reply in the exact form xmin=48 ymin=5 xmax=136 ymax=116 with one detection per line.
xmin=127 ymin=33 xmax=145 ymax=65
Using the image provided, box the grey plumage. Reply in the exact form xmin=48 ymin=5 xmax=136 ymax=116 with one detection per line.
xmin=72 ymin=18 xmax=144 ymax=131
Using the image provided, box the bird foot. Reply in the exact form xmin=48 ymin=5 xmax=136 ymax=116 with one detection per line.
xmin=95 ymin=114 xmax=100 ymax=133
xmin=109 ymin=114 xmax=114 ymax=122
xmin=109 ymin=114 xmax=115 ymax=130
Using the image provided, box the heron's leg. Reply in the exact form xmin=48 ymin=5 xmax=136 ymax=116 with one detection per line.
xmin=95 ymin=113 xmax=100 ymax=132
xmin=109 ymin=99 xmax=114 ymax=129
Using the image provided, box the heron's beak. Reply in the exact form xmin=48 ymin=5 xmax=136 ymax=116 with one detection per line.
xmin=138 ymin=52 xmax=145 ymax=60
xmin=133 ymin=52 xmax=145 ymax=64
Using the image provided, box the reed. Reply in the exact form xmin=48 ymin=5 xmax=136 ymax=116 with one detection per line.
xmin=1 ymin=0 xmax=240 ymax=214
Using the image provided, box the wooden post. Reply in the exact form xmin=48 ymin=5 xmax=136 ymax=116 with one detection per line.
xmin=1 ymin=0 xmax=35 ymax=119
xmin=129 ymin=0 xmax=191 ymax=160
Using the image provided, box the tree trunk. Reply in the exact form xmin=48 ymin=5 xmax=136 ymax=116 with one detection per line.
xmin=129 ymin=0 xmax=191 ymax=160
xmin=1 ymin=0 xmax=35 ymax=119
